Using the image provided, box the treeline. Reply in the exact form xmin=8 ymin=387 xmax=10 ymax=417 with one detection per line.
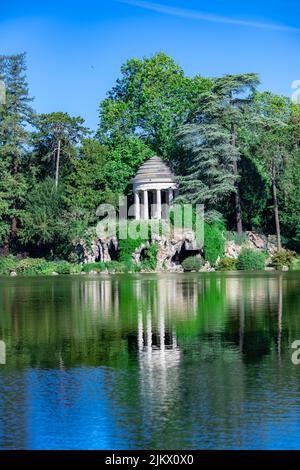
xmin=0 ymin=52 xmax=300 ymax=260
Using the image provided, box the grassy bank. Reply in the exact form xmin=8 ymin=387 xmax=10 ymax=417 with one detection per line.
xmin=0 ymin=256 xmax=148 ymax=276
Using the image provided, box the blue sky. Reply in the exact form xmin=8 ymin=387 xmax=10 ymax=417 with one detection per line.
xmin=1 ymin=0 xmax=299 ymax=130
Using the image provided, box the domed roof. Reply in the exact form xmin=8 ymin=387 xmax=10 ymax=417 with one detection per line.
xmin=132 ymin=156 xmax=175 ymax=184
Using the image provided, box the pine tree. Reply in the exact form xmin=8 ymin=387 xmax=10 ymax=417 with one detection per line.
xmin=211 ymin=74 xmax=260 ymax=234
xmin=0 ymin=53 xmax=34 ymax=250
xmin=31 ymin=112 xmax=89 ymax=188
xmin=177 ymin=123 xmax=238 ymax=220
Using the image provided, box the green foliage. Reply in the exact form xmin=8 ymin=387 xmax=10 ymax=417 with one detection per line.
xmin=31 ymin=111 xmax=89 ymax=185
xmin=64 ymin=139 xmax=110 ymax=211
xmin=20 ymin=178 xmax=65 ymax=247
xmin=1 ymin=52 xmax=300 ymax=259
xmin=236 ymin=249 xmax=266 ymax=271
xmin=0 ymin=257 xmax=73 ymax=276
xmin=291 ymin=258 xmax=300 ymax=271
xmin=181 ymin=256 xmax=204 ymax=272
xmin=270 ymin=249 xmax=297 ymax=270
xmin=82 ymin=262 xmax=106 ymax=273
xmin=98 ymin=52 xmax=212 ymax=157
xmin=0 ymin=53 xmax=34 ymax=247
xmin=176 ymin=124 xmax=237 ymax=218
xmin=204 ymin=222 xmax=225 ymax=265
xmin=217 ymin=257 xmax=237 ymax=271
xmin=0 ymin=255 xmax=18 ymax=274
xmin=118 ymin=238 xmax=145 ymax=263
xmin=226 ymin=231 xmax=248 ymax=246
xmin=141 ymin=243 xmax=159 ymax=271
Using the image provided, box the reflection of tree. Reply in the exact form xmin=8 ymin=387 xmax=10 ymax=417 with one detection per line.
xmin=1 ymin=273 xmax=300 ymax=448
xmin=0 ymin=273 xmax=298 ymax=369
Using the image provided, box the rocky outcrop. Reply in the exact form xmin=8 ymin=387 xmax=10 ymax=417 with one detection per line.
xmin=75 ymin=229 xmax=277 ymax=271
xmin=224 ymin=231 xmax=277 ymax=259
xmin=76 ymin=236 xmax=118 ymax=263
xmin=152 ymin=229 xmax=202 ymax=272
xmin=76 ymin=228 xmax=202 ymax=272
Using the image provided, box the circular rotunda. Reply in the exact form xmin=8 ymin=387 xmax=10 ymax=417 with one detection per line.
xmin=131 ymin=156 xmax=177 ymax=220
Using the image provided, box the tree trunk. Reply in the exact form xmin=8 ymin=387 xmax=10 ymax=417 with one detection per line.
xmin=55 ymin=139 xmax=61 ymax=189
xmin=271 ymin=164 xmax=282 ymax=250
xmin=10 ymin=146 xmax=18 ymax=245
xmin=231 ymin=124 xmax=243 ymax=235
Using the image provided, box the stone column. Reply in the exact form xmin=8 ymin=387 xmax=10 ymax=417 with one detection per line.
xmin=134 ymin=191 xmax=140 ymax=220
xmin=156 ymin=189 xmax=162 ymax=220
xmin=151 ymin=190 xmax=156 ymax=219
xmin=143 ymin=190 xmax=149 ymax=220
xmin=168 ymin=188 xmax=174 ymax=207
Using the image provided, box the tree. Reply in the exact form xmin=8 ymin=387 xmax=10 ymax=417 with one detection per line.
xmin=0 ymin=53 xmax=34 ymax=250
xmin=64 ymin=138 xmax=109 ymax=212
xmin=176 ymin=123 xmax=237 ymax=220
xmin=97 ymin=52 xmax=211 ymax=157
xmin=31 ymin=112 xmax=89 ymax=188
xmin=248 ymin=92 xmax=294 ymax=250
xmin=211 ymin=74 xmax=260 ymax=234
xmin=65 ymin=137 xmax=153 ymax=215
xmin=20 ymin=178 xmax=66 ymax=250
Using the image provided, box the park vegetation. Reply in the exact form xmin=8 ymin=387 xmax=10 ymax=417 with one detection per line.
xmin=1 ymin=52 xmax=300 ymax=273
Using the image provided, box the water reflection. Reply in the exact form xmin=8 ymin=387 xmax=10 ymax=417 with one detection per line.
xmin=0 ymin=273 xmax=300 ymax=449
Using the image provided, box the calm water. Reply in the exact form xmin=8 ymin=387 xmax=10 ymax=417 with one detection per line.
xmin=0 ymin=272 xmax=300 ymax=450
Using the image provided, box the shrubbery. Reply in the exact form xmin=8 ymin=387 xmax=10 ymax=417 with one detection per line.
xmin=236 ymin=249 xmax=266 ymax=271
xmin=182 ymin=256 xmax=204 ymax=272
xmin=217 ymin=257 xmax=237 ymax=271
xmin=291 ymin=258 xmax=300 ymax=271
xmin=81 ymin=262 xmax=107 ymax=273
xmin=0 ymin=257 xmax=73 ymax=275
xmin=204 ymin=222 xmax=225 ymax=265
xmin=270 ymin=249 xmax=297 ymax=270
xmin=0 ymin=255 xmax=18 ymax=275
xmin=141 ymin=243 xmax=159 ymax=271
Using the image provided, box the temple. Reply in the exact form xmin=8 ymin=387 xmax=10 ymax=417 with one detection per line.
xmin=131 ymin=156 xmax=177 ymax=220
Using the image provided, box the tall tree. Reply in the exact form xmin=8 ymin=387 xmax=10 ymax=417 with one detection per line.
xmin=97 ymin=52 xmax=211 ymax=158
xmin=176 ymin=122 xmax=238 ymax=220
xmin=0 ymin=53 xmax=34 ymax=250
xmin=249 ymin=93 xmax=295 ymax=249
xmin=31 ymin=112 xmax=89 ymax=187
xmin=211 ymin=74 xmax=260 ymax=234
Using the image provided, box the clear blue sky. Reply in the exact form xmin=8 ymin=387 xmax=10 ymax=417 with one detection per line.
xmin=1 ymin=0 xmax=299 ymax=130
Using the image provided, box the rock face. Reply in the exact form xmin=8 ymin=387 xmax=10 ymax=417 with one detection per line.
xmin=75 ymin=229 xmax=277 ymax=271
xmin=75 ymin=229 xmax=202 ymax=272
xmin=224 ymin=231 xmax=277 ymax=259
xmin=152 ymin=229 xmax=202 ymax=272
xmin=76 ymin=236 xmax=118 ymax=263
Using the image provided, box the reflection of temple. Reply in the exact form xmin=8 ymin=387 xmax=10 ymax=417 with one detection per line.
xmin=137 ymin=310 xmax=180 ymax=369
xmin=77 ymin=276 xmax=200 ymax=321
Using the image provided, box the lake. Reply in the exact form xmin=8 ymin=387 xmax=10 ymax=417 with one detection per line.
xmin=0 ymin=272 xmax=300 ymax=450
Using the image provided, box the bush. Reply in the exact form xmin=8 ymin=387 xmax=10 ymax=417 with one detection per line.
xmin=0 ymin=255 xmax=18 ymax=275
xmin=15 ymin=258 xmax=72 ymax=275
xmin=82 ymin=262 xmax=106 ymax=273
xmin=16 ymin=258 xmax=49 ymax=275
xmin=117 ymin=221 xmax=150 ymax=263
xmin=69 ymin=264 xmax=83 ymax=274
xmin=106 ymin=261 xmax=128 ymax=273
xmin=204 ymin=222 xmax=225 ymax=266
xmin=271 ymin=249 xmax=297 ymax=270
xmin=236 ymin=249 xmax=266 ymax=271
xmin=217 ymin=257 xmax=237 ymax=271
xmin=141 ymin=243 xmax=159 ymax=271
xmin=291 ymin=258 xmax=300 ymax=271
xmin=182 ymin=256 xmax=204 ymax=272
xmin=50 ymin=261 xmax=71 ymax=274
